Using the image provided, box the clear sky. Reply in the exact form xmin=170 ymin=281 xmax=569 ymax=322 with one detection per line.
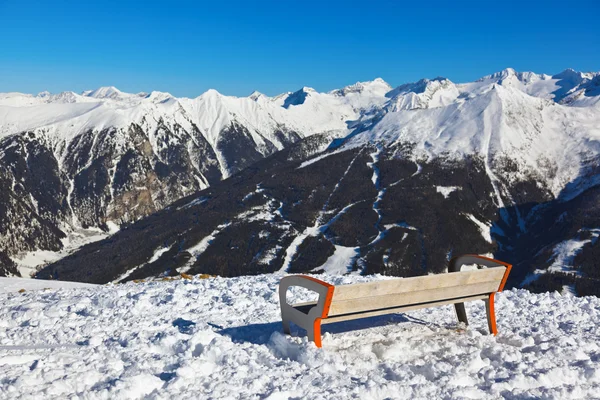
xmin=1 ymin=0 xmax=599 ymax=97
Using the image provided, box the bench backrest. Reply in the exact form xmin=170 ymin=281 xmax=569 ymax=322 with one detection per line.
xmin=328 ymin=267 xmax=507 ymax=316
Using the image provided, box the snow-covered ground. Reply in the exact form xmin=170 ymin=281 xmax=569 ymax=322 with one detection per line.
xmin=1 ymin=274 xmax=599 ymax=399
xmin=11 ymin=227 xmax=113 ymax=278
xmin=0 ymin=277 xmax=96 ymax=294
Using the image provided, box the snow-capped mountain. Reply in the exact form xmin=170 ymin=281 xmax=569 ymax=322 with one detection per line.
xmin=0 ymin=79 xmax=391 ymax=276
xmin=3 ymin=68 xmax=600 ymax=294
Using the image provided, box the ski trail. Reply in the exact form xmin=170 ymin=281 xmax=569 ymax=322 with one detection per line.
xmin=366 ymin=144 xmax=387 ymax=248
xmin=113 ymin=244 xmax=174 ymax=283
xmin=389 ymin=160 xmax=420 ymax=187
xmin=179 ymin=223 xmax=231 ymax=274
xmin=279 ymin=201 xmax=364 ymax=274
xmin=318 ymin=148 xmax=365 ymax=223
xmin=279 ymin=148 xmax=365 ymax=273
xmin=279 ymin=224 xmax=320 ymax=273
xmin=411 ymin=161 xmax=422 ymax=177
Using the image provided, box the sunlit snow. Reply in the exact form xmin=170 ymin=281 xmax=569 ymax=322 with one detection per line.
xmin=1 ymin=274 xmax=599 ymax=399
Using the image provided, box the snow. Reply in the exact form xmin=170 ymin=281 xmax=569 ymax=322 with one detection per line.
xmin=318 ymin=246 xmax=359 ymax=274
xmin=297 ymin=148 xmax=346 ymax=169
xmin=280 ymin=225 xmax=320 ymax=272
xmin=0 ymin=78 xmax=390 ymax=181
xmin=522 ymin=228 xmax=600 ymax=286
xmin=0 ymin=277 xmax=96 ymax=294
xmin=464 ymin=214 xmax=493 ymax=244
xmin=281 ymin=150 xmax=365 ymax=273
xmin=436 ymin=186 xmax=460 ymax=198
xmin=346 ymin=74 xmax=600 ymax=199
xmin=547 ymin=229 xmax=600 ymax=275
xmin=2 ymin=68 xmax=600 ymax=279
xmin=2 ymin=68 xmax=599 ymax=197
xmin=113 ymin=245 xmax=174 ymax=283
xmin=179 ymin=223 xmax=231 ymax=274
xmin=1 ymin=274 xmax=600 ymax=399
xmin=176 ymin=196 xmax=208 ymax=211
xmin=11 ymin=228 xmax=111 ymax=278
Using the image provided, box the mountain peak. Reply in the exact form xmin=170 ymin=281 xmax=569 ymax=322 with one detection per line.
xmin=204 ymin=88 xmax=222 ymax=96
xmin=479 ymin=68 xmax=518 ymax=82
xmin=145 ymin=91 xmax=174 ymax=103
xmin=282 ymin=87 xmax=314 ymax=108
xmin=501 ymin=67 xmax=517 ymax=76
xmin=552 ymin=68 xmax=584 ymax=82
xmin=248 ymin=90 xmax=265 ymax=101
xmin=387 ymin=76 xmax=453 ymax=98
xmin=84 ymin=86 xmax=123 ymax=99
xmin=332 ymin=78 xmax=392 ymax=97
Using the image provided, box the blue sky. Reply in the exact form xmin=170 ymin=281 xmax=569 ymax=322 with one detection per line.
xmin=1 ymin=0 xmax=598 ymax=97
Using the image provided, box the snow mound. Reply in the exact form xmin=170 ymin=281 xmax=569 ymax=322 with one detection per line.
xmin=1 ymin=274 xmax=599 ymax=399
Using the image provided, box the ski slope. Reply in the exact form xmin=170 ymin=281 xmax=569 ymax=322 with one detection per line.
xmin=1 ymin=274 xmax=599 ymax=399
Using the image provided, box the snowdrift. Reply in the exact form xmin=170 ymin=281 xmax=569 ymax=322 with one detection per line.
xmin=1 ymin=274 xmax=599 ymax=399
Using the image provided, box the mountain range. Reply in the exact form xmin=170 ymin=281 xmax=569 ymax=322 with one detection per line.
xmin=1 ymin=68 xmax=600 ymax=295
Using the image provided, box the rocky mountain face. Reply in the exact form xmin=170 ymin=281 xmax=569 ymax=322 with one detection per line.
xmin=0 ymin=69 xmax=600 ymax=294
xmin=0 ymin=80 xmax=391 ymax=275
xmin=29 ymin=68 xmax=600 ymax=295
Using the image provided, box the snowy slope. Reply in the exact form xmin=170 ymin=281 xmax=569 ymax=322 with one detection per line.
xmin=1 ymin=274 xmax=599 ymax=399
xmin=0 ymin=79 xmax=391 ymax=153
xmin=349 ymin=71 xmax=600 ymax=199
xmin=0 ymin=277 xmax=96 ymax=294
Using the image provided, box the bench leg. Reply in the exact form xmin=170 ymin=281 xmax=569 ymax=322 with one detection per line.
xmin=282 ymin=320 xmax=291 ymax=335
xmin=484 ymin=293 xmax=498 ymax=335
xmin=307 ymin=318 xmax=323 ymax=348
xmin=283 ymin=316 xmax=323 ymax=347
xmin=454 ymin=302 xmax=468 ymax=326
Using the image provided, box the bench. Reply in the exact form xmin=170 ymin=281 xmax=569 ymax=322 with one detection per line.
xmin=279 ymin=254 xmax=512 ymax=347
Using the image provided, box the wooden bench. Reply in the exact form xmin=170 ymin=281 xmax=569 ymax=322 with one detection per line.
xmin=279 ymin=254 xmax=512 ymax=347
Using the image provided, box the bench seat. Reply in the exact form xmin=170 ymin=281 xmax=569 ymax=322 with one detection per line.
xmin=279 ymin=254 xmax=512 ymax=347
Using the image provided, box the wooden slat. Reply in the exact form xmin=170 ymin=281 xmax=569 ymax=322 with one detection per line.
xmin=293 ymin=301 xmax=318 ymax=308
xmin=322 ymin=294 xmax=488 ymax=324
xmin=328 ymin=280 xmax=500 ymax=316
xmin=332 ymin=268 xmax=506 ymax=302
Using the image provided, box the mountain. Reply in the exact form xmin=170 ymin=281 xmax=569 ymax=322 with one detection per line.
xmin=2 ymin=274 xmax=600 ymax=398
xmin=28 ymin=68 xmax=600 ymax=295
xmin=0 ymin=79 xmax=391 ymax=276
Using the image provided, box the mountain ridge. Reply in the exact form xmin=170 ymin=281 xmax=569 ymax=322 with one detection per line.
xmin=1 ymin=68 xmax=600 ymax=291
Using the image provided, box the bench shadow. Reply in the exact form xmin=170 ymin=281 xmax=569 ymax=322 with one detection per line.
xmin=218 ymin=322 xmax=282 ymax=345
xmin=218 ymin=313 xmax=437 ymax=346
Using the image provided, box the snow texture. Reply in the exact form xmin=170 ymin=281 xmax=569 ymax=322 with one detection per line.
xmin=521 ymin=228 xmax=600 ymax=289
xmin=1 ymin=274 xmax=600 ymax=399
xmin=464 ymin=214 xmax=493 ymax=244
xmin=11 ymin=228 xmax=111 ymax=277
xmin=436 ymin=186 xmax=460 ymax=198
xmin=0 ymin=277 xmax=96 ymax=294
xmin=318 ymin=246 xmax=359 ymax=274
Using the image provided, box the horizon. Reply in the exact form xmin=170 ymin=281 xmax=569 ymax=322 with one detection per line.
xmin=1 ymin=0 xmax=599 ymax=97
xmin=2 ymin=66 xmax=597 ymax=99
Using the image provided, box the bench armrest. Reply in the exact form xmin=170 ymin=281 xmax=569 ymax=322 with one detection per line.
xmin=279 ymin=275 xmax=336 ymax=347
xmin=448 ymin=254 xmax=512 ymax=335
xmin=279 ymin=275 xmax=334 ymax=319
xmin=448 ymin=254 xmax=512 ymax=292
